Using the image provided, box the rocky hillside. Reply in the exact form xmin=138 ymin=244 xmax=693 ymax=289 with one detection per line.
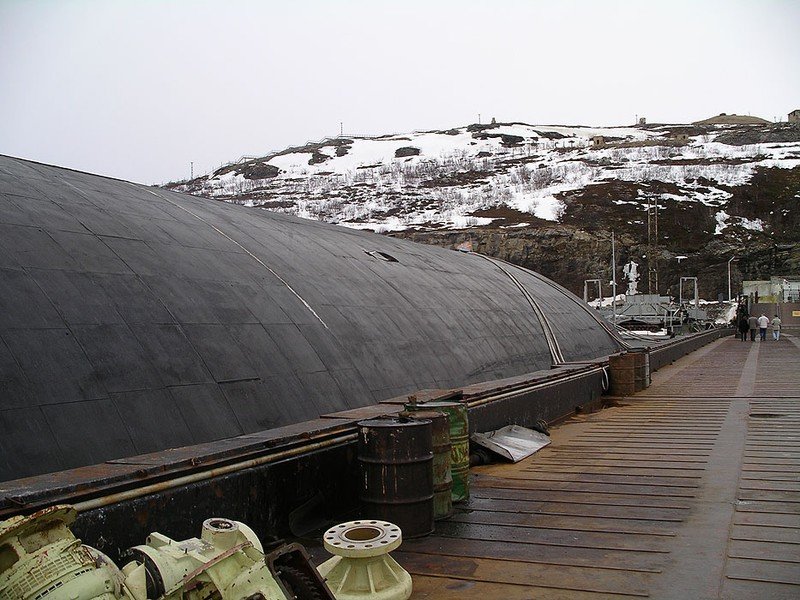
xmin=166 ymin=121 xmax=800 ymax=299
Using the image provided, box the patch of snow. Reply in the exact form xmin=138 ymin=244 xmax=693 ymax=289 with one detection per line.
xmin=741 ymin=217 xmax=764 ymax=232
xmin=533 ymin=196 xmax=563 ymax=221
xmin=188 ymin=122 xmax=800 ymax=233
xmin=715 ymin=302 xmax=739 ymax=325
xmin=533 ymin=125 xmax=653 ymax=140
xmin=715 ymin=211 xmax=729 ymax=234
xmin=626 ymin=329 xmax=670 ymax=337
xmin=587 ymin=293 xmax=626 ymax=308
xmin=449 ymin=214 xmax=495 ymax=228
xmin=760 ymin=157 xmax=800 ymax=169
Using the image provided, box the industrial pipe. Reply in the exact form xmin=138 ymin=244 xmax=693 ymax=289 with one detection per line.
xmin=73 ymin=367 xmax=602 ymax=512
xmin=465 ymin=366 xmax=604 ymax=409
xmin=73 ymin=433 xmax=358 ymax=512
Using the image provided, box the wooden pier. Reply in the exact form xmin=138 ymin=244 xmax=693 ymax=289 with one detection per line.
xmin=402 ymin=334 xmax=800 ymax=599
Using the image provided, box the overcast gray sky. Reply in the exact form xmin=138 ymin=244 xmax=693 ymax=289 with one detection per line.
xmin=1 ymin=0 xmax=798 ymax=185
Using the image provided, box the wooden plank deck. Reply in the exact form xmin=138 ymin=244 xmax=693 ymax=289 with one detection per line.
xmin=402 ymin=333 xmax=800 ymax=599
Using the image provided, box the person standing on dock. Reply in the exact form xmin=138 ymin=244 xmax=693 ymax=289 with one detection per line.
xmin=771 ymin=314 xmax=782 ymax=341
xmin=738 ymin=314 xmax=750 ymax=342
xmin=758 ymin=313 xmax=769 ymax=341
xmin=749 ymin=315 xmax=759 ymax=341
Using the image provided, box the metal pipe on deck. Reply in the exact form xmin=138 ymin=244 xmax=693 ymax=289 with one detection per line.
xmin=465 ymin=366 xmax=604 ymax=409
xmin=73 ymin=433 xmax=358 ymax=512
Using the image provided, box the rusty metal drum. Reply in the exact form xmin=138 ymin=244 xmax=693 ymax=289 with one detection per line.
xmin=399 ymin=410 xmax=453 ymax=520
xmin=404 ymin=401 xmax=470 ymax=503
xmin=632 ymin=348 xmax=651 ymax=388
xmin=610 ymin=349 xmax=651 ymax=395
xmin=357 ymin=417 xmax=434 ymax=538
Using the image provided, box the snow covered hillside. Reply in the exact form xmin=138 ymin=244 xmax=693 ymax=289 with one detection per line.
xmin=169 ymin=121 xmax=800 ymax=235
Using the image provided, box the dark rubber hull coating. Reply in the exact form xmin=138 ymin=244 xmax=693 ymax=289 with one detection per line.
xmin=0 ymin=155 xmax=621 ymax=481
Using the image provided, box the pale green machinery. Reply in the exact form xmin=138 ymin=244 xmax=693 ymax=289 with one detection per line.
xmin=0 ymin=506 xmax=332 ymax=600
xmin=121 ymin=517 xmax=289 ymax=600
xmin=0 ymin=506 xmax=412 ymax=600
xmin=0 ymin=506 xmax=125 ymax=600
xmin=318 ymin=520 xmax=412 ymax=600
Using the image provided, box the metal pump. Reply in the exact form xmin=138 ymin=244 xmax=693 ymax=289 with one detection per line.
xmin=121 ymin=517 xmax=333 ymax=600
xmin=122 ymin=517 xmax=285 ymax=600
xmin=0 ymin=505 xmax=124 ymax=600
xmin=1 ymin=506 xmax=333 ymax=600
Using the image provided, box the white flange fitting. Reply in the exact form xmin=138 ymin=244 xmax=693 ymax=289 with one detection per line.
xmin=317 ymin=520 xmax=412 ymax=600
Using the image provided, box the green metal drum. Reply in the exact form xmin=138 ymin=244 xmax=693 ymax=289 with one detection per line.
xmin=400 ymin=410 xmax=453 ymax=519
xmin=404 ymin=401 xmax=469 ymax=502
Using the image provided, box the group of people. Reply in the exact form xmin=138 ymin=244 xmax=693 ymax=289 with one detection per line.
xmin=738 ymin=312 xmax=782 ymax=341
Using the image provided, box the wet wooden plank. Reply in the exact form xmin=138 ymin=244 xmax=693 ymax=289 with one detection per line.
xmin=740 ymin=481 xmax=800 ymax=492
xmin=471 ymin=474 xmax=698 ymax=497
xmin=544 ymin=449 xmax=712 ymax=459
xmin=731 ymin=524 xmax=800 ymax=544
xmin=733 ymin=512 xmax=800 ymax=528
xmin=470 ymin=487 xmax=692 ymax=509
xmin=464 ymin=496 xmax=687 ymax=521
xmin=402 ymin=536 xmax=664 ymax=572
xmin=408 ymin=575 xmax=629 ymax=600
xmin=728 ymin=539 xmax=800 ymax=563
xmin=525 ymin=461 xmax=704 ymax=483
xmin=539 ymin=455 xmax=709 ymax=465
xmin=397 ymin=551 xmax=653 ymax=597
xmin=721 ymin=577 xmax=800 ymax=600
xmin=737 ymin=489 xmax=800 ymax=502
xmin=448 ymin=508 xmax=677 ymax=536
xmin=742 ymin=460 xmax=800 ymax=467
xmin=563 ymin=442 xmax=715 ymax=451
xmin=725 ymin=557 xmax=800 ymax=585
xmin=741 ymin=473 xmax=800 ymax=482
xmin=432 ymin=521 xmax=670 ymax=553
